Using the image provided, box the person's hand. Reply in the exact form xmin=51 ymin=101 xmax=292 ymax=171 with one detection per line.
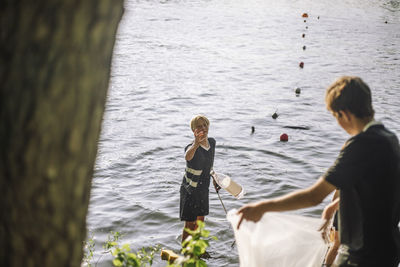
xmin=319 ymin=199 xmax=338 ymax=242
xmin=212 ymin=178 xmax=221 ymax=193
xmin=194 ymin=128 xmax=206 ymax=145
xmin=236 ymin=202 xmax=265 ymax=230
xmin=319 ymin=219 xmax=331 ymax=243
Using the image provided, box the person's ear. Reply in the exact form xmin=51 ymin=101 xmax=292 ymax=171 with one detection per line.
xmin=341 ymin=110 xmax=352 ymax=122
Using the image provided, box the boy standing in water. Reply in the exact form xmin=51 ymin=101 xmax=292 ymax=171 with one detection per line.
xmin=237 ymin=76 xmax=400 ymax=266
xmin=180 ymin=115 xmax=218 ymax=243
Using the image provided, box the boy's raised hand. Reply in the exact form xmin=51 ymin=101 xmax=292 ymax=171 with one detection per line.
xmin=194 ymin=128 xmax=206 ymax=145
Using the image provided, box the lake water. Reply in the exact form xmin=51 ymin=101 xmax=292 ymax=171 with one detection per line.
xmin=86 ymin=0 xmax=400 ymax=266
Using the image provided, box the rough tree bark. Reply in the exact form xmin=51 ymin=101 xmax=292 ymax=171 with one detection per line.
xmin=0 ymin=1 xmax=124 ymax=266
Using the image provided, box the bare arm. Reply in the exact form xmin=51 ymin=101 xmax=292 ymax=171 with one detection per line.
xmin=237 ymin=177 xmax=336 ymax=229
xmin=323 ymin=192 xmax=340 ymax=222
xmin=185 ymin=129 xmax=206 ymax=161
xmin=185 ymin=142 xmax=200 ymax=161
xmin=319 ymin=196 xmax=340 ymax=241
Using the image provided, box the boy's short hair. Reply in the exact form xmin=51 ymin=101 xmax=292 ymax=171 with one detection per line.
xmin=325 ymin=76 xmax=375 ymax=119
xmin=190 ymin=115 xmax=210 ymax=131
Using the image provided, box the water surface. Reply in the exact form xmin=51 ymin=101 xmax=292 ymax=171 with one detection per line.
xmin=87 ymin=0 xmax=400 ymax=266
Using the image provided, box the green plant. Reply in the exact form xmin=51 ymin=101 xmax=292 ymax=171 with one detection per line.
xmin=83 ymin=233 xmax=96 ymax=267
xmin=83 ymin=231 xmax=160 ymax=267
xmin=83 ymin=222 xmax=217 ymax=267
xmin=108 ymin=242 xmax=160 ymax=267
xmin=104 ymin=231 xmax=122 ymax=251
xmin=110 ymin=243 xmax=141 ymax=267
xmin=168 ymin=220 xmax=217 ymax=267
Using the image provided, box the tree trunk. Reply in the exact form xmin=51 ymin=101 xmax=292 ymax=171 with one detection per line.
xmin=0 ymin=1 xmax=124 ymax=266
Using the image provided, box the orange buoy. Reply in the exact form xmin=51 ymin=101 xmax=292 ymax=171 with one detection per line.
xmin=302 ymin=13 xmax=308 ymax=18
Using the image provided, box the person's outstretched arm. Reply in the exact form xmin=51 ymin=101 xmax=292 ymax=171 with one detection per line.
xmin=236 ymin=177 xmax=336 ymax=229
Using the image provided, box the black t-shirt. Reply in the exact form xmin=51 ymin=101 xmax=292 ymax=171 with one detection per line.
xmin=324 ymin=124 xmax=400 ymax=262
xmin=182 ymin=137 xmax=216 ymax=193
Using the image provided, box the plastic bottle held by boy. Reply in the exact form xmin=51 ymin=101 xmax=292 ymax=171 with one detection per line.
xmin=212 ymin=171 xmax=245 ymax=199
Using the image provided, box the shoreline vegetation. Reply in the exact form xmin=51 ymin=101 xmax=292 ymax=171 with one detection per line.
xmin=83 ymin=220 xmax=216 ymax=267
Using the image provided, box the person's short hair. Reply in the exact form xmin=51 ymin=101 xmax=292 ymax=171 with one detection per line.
xmin=325 ymin=76 xmax=375 ymax=119
xmin=190 ymin=115 xmax=210 ymax=131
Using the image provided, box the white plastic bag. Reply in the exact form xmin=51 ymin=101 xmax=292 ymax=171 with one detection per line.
xmin=227 ymin=210 xmax=328 ymax=267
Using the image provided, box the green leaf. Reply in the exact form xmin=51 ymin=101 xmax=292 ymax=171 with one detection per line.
xmin=196 ymin=220 xmax=205 ymax=228
xmin=185 ymin=262 xmax=196 ymax=267
xmin=127 ymin=257 xmax=140 ymax=266
xmin=201 ymin=230 xmax=210 ymax=238
xmin=197 ymin=240 xmax=208 ymax=249
xmin=196 ymin=260 xmax=207 ymax=267
xmin=193 ymin=246 xmax=201 ymax=255
xmin=111 ymin=249 xmax=119 ymax=256
xmin=122 ymin=243 xmax=131 ymax=252
xmin=184 ymin=228 xmax=197 ymax=236
xmin=112 ymin=259 xmax=123 ymax=266
xmin=127 ymin=252 xmax=137 ymax=259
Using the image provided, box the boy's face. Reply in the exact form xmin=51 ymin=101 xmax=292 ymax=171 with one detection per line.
xmin=194 ymin=120 xmax=208 ymax=136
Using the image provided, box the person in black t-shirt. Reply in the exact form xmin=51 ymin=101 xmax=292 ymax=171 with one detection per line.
xmin=179 ymin=115 xmax=219 ymax=243
xmin=237 ymin=76 xmax=400 ymax=267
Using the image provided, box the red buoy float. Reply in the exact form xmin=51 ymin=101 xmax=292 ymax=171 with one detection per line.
xmin=280 ymin=133 xmax=289 ymax=142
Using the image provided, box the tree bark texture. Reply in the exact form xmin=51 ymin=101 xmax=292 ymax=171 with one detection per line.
xmin=0 ymin=1 xmax=124 ymax=266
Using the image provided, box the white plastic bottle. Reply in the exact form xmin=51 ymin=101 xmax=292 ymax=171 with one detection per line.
xmin=212 ymin=171 xmax=245 ymax=199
